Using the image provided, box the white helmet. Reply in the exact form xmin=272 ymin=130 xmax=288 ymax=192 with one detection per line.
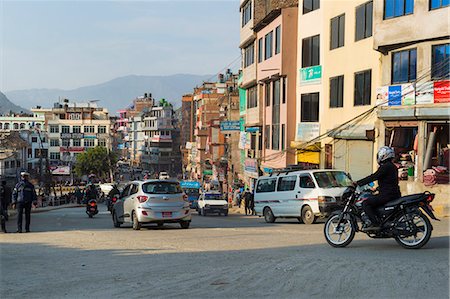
xmin=377 ymin=146 xmax=395 ymax=164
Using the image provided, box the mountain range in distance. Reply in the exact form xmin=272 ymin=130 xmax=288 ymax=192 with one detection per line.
xmin=0 ymin=91 xmax=28 ymax=115
xmin=4 ymin=74 xmax=213 ymax=114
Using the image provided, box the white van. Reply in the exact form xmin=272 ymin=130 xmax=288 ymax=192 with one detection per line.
xmin=254 ymin=169 xmax=353 ymax=224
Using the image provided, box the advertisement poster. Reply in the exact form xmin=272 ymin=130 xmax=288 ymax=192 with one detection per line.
xmin=388 ymin=85 xmax=402 ymax=106
xmin=416 ymin=82 xmax=434 ymax=104
xmin=238 ymin=131 xmax=246 ymax=149
xmin=434 ymin=80 xmax=450 ymax=103
xmin=296 ymin=123 xmax=320 ymax=142
xmin=401 ymin=84 xmax=415 ymax=105
xmin=376 ymin=86 xmax=389 ymax=106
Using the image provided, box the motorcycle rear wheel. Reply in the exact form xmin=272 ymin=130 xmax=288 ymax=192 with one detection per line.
xmin=394 ymin=212 xmax=432 ymax=249
xmin=324 ymin=213 xmax=355 ymax=248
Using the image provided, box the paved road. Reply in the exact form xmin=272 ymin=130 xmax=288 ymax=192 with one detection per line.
xmin=1 ymin=205 xmax=449 ymax=299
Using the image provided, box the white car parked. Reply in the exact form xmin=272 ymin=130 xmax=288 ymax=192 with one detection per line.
xmin=159 ymin=171 xmax=170 ymax=180
xmin=197 ymin=191 xmax=229 ymax=216
xmin=112 ymin=180 xmax=191 ymax=230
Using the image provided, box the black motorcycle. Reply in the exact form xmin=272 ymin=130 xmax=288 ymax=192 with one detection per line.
xmin=106 ymin=196 xmax=118 ymax=214
xmin=324 ymin=186 xmax=439 ymax=249
xmin=86 ymin=199 xmax=99 ymax=218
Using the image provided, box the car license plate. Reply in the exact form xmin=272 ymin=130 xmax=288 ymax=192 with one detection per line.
xmin=162 ymin=212 xmax=172 ymax=218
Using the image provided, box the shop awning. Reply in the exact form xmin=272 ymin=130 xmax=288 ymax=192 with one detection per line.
xmin=328 ymin=124 xmax=374 ymax=140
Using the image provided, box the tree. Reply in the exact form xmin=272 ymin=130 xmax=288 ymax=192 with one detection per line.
xmin=159 ymin=98 xmax=172 ymax=107
xmin=74 ymin=146 xmax=117 ymax=180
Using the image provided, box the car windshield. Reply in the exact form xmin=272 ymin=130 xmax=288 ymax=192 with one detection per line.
xmin=204 ymin=194 xmax=223 ymax=200
xmin=313 ymin=171 xmax=353 ymax=188
xmin=142 ymin=182 xmax=182 ymax=194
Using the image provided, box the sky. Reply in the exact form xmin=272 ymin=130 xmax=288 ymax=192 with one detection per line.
xmin=0 ymin=0 xmax=240 ymax=92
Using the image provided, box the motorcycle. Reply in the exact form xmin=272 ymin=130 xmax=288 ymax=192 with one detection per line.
xmin=107 ymin=196 xmax=118 ymax=214
xmin=86 ymin=199 xmax=99 ymax=218
xmin=324 ymin=186 xmax=439 ymax=249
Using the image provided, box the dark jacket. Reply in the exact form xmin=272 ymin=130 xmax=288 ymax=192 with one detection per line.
xmin=108 ymin=187 xmax=120 ymax=198
xmin=12 ymin=179 xmax=37 ymax=204
xmin=357 ymin=160 xmax=401 ymax=202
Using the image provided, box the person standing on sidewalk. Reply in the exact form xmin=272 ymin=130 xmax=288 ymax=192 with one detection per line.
xmin=11 ymin=172 xmax=37 ymax=233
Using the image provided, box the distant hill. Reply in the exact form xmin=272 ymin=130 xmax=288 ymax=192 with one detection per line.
xmin=5 ymin=74 xmax=213 ymax=114
xmin=0 ymin=91 xmax=28 ymax=114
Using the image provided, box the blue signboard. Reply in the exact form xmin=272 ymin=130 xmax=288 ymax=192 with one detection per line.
xmin=180 ymin=181 xmax=201 ymax=189
xmin=246 ymin=127 xmax=260 ymax=133
xmin=220 ymin=121 xmax=241 ymax=131
xmin=388 ymin=85 xmax=402 ymax=106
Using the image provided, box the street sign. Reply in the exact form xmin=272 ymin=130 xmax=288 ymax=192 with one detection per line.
xmin=220 ymin=121 xmax=241 ymax=132
xmin=300 ymin=65 xmax=322 ymax=85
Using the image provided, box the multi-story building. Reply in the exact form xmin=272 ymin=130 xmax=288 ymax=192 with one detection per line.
xmin=254 ymin=0 xmax=299 ymax=176
xmin=0 ymin=132 xmax=29 ymax=181
xmin=180 ymin=94 xmax=195 ymax=178
xmin=373 ymin=1 xmax=449 ymax=197
xmin=32 ymin=100 xmax=111 ymax=167
xmin=293 ymin=0 xmax=382 ymax=180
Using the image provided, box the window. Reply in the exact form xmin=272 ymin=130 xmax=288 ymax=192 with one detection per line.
xmin=330 ymin=14 xmax=345 ymax=50
xmin=61 ymin=126 xmax=70 ymax=134
xmin=62 ymin=139 xmax=70 ymax=147
xmin=301 ymin=93 xmax=319 ymax=122
xmin=432 ymin=44 xmax=450 ymax=79
xmin=384 ymin=0 xmax=414 ymax=19
xmin=13 ymin=123 xmax=18 ymax=130
xmin=4 ymin=161 xmax=9 ymax=169
xmin=242 ymin=0 xmax=252 ymax=27
xmin=84 ymin=126 xmax=94 ymax=133
xmin=281 ymin=124 xmax=285 ymax=151
xmin=130 ymin=184 xmax=139 ymax=195
xmin=20 ymin=123 xmax=25 ymax=129
xmin=247 ymin=86 xmax=258 ymax=108
xmin=277 ymin=176 xmax=297 ymax=191
xmin=4 ymin=123 xmax=9 ymax=130
xmin=50 ymin=139 xmax=60 ymax=147
xmin=258 ymin=38 xmax=263 ymax=62
xmin=302 ymin=35 xmax=320 ymax=67
xmin=282 ymin=77 xmax=287 ymax=104
xmin=10 ymin=160 xmax=15 ymax=168
xmin=244 ymin=43 xmax=255 ymax=68
xmin=303 ymin=0 xmax=320 ymax=14
xmin=354 ymin=69 xmax=372 ymax=106
xmin=431 ymin=0 xmax=449 ymax=9
xmin=392 ymin=49 xmax=416 ymax=84
xmin=31 ymin=137 xmax=38 ymax=143
xmin=73 ymin=139 xmax=81 ymax=147
xmin=356 ymin=1 xmax=373 ymax=41
xmin=265 ymin=82 xmax=271 ymax=106
xmin=99 ymin=139 xmax=106 ymax=147
xmin=272 ymin=80 xmax=280 ymax=150
xmin=313 ymin=171 xmax=353 ymax=188
xmin=256 ymin=178 xmax=277 ymax=193
xmin=265 ymin=31 xmax=273 ymax=60
xmin=98 ymin=126 xmax=107 ymax=134
xmin=275 ymin=25 xmax=281 ymax=54
xmin=330 ymin=75 xmax=344 ymax=108
xmin=73 ymin=126 xmax=81 ymax=133
xmin=50 ymin=125 xmax=59 ymax=133
xmin=265 ymin=125 xmax=270 ymax=149
xmin=50 ymin=152 xmax=60 ymax=160
xmin=299 ymin=174 xmax=315 ymax=188
xmin=84 ymin=139 xmax=95 ymax=147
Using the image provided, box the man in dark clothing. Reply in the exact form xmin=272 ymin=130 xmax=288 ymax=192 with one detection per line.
xmin=244 ymin=189 xmax=252 ymax=216
xmin=12 ymin=172 xmax=37 ymax=233
xmin=0 ymin=182 xmax=7 ymax=233
xmin=1 ymin=181 xmax=11 ymax=221
xmin=357 ymin=146 xmax=401 ymax=230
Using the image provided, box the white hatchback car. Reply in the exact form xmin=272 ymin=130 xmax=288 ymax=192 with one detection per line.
xmin=112 ymin=180 xmax=191 ymax=230
xmin=197 ymin=191 xmax=229 ymax=216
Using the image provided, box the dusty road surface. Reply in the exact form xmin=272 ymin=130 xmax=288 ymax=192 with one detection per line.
xmin=1 ymin=205 xmax=449 ymax=299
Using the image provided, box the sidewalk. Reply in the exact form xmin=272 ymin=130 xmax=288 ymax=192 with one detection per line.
xmin=7 ymin=203 xmax=84 ymax=219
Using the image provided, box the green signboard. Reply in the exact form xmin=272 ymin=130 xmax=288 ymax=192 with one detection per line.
xmin=203 ymin=169 xmax=213 ymax=175
xmin=300 ymin=65 xmax=322 ymax=85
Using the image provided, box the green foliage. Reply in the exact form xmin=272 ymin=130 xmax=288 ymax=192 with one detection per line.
xmin=158 ymin=98 xmax=172 ymax=107
xmin=74 ymin=146 xmax=117 ymax=179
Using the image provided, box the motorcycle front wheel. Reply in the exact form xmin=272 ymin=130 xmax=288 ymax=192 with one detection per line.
xmin=324 ymin=213 xmax=355 ymax=248
xmin=394 ymin=212 xmax=432 ymax=249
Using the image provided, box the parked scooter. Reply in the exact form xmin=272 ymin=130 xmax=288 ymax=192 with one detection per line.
xmin=86 ymin=199 xmax=99 ymax=218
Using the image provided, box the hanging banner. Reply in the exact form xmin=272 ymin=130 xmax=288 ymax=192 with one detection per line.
xmin=376 ymin=86 xmax=389 ymax=106
xmin=434 ymin=80 xmax=450 ymax=103
xmin=388 ymin=85 xmax=402 ymax=106
xmin=239 ymin=131 xmax=247 ymax=149
xmin=401 ymin=83 xmax=415 ymax=105
xmin=416 ymin=82 xmax=434 ymax=104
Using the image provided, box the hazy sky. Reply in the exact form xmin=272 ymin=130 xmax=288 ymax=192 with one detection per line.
xmin=0 ymin=0 xmax=240 ymax=92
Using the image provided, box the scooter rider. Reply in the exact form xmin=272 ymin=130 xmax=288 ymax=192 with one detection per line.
xmin=356 ymin=146 xmax=401 ymax=230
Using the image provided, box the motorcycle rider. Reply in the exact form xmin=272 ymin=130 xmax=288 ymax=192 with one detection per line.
xmin=107 ymin=184 xmax=120 ymax=210
xmin=356 ymin=146 xmax=401 ymax=230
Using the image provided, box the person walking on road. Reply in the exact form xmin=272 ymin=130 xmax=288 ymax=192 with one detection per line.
xmin=0 ymin=181 xmax=8 ymax=233
xmin=12 ymin=172 xmax=37 ymax=233
xmin=244 ymin=188 xmax=252 ymax=216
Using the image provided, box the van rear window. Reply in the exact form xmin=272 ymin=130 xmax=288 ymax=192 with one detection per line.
xmin=256 ymin=178 xmax=277 ymax=193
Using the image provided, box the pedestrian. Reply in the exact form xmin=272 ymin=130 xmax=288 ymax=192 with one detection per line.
xmin=249 ymin=190 xmax=255 ymax=215
xmin=0 ymin=181 xmax=7 ymax=233
xmin=11 ymin=172 xmax=37 ymax=233
xmin=1 ymin=181 xmax=11 ymax=221
xmin=244 ymin=188 xmax=252 ymax=216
